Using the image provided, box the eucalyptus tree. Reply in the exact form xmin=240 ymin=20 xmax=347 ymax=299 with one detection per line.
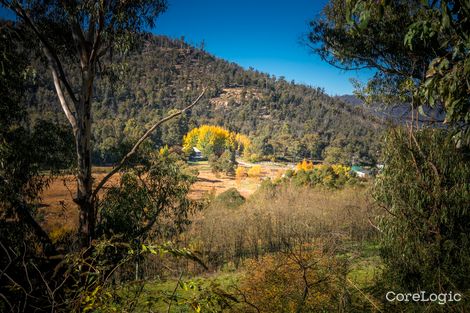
xmin=309 ymin=0 xmax=470 ymax=297
xmin=0 ymin=0 xmax=205 ymax=247
xmin=308 ymin=0 xmax=470 ymax=143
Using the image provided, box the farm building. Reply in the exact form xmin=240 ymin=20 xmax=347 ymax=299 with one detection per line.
xmin=190 ymin=147 xmax=203 ymax=161
xmin=351 ymin=165 xmax=369 ymax=178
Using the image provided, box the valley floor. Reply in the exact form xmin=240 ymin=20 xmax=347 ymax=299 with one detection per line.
xmin=38 ymin=160 xmax=289 ymax=232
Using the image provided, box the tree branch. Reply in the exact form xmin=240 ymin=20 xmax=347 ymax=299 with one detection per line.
xmin=70 ymin=19 xmax=89 ymax=68
xmin=89 ymin=10 xmax=105 ymax=65
xmin=50 ymin=63 xmax=78 ymax=129
xmin=3 ymin=1 xmax=79 ymax=106
xmin=92 ymin=89 xmax=206 ymax=200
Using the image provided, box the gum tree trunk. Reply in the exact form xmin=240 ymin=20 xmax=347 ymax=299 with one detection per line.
xmin=75 ymin=68 xmax=95 ymax=247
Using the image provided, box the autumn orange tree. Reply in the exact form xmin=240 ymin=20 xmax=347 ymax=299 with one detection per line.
xmin=237 ymin=244 xmax=344 ymax=313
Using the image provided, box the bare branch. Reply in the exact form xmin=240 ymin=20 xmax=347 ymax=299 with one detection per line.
xmin=0 ymin=241 xmax=12 ymax=280
xmin=367 ymin=217 xmax=382 ymax=233
xmin=0 ymin=292 xmax=12 ymax=311
xmin=92 ymin=89 xmax=206 ymax=200
xmin=167 ymin=271 xmax=184 ymax=313
xmin=50 ymin=64 xmax=78 ymax=129
xmin=346 ymin=278 xmax=383 ymax=312
xmin=2 ymin=1 xmax=79 ymax=106
xmin=89 ymin=10 xmax=105 ymax=65
xmin=70 ymin=20 xmax=89 ymax=68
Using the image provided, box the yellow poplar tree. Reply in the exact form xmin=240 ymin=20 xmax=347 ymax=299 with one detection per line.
xmin=183 ymin=125 xmax=251 ymax=158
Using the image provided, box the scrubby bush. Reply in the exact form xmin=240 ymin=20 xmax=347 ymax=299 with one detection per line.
xmin=211 ymin=188 xmax=245 ymax=210
xmin=247 ymin=153 xmax=261 ymax=163
xmin=189 ymin=184 xmax=373 ymax=269
xmin=295 ymin=159 xmax=314 ymax=171
xmin=290 ymin=161 xmax=356 ymax=188
xmin=209 ymin=150 xmax=236 ymax=176
xmin=235 ymin=166 xmax=247 ymax=179
xmin=374 ymin=128 xmax=470 ymax=302
xmin=247 ymin=165 xmax=262 ymax=178
xmin=237 ymin=243 xmax=346 ymax=313
xmin=98 ymin=150 xmax=200 ymax=242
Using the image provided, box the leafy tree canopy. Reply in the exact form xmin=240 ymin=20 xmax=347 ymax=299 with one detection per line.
xmin=183 ymin=125 xmax=251 ymax=158
xmin=309 ymin=0 xmax=470 ymax=144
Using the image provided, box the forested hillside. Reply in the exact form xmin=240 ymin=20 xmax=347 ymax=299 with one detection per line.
xmin=25 ymin=35 xmax=383 ymax=165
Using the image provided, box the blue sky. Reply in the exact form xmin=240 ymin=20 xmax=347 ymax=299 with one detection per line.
xmin=1 ymin=0 xmax=373 ymax=95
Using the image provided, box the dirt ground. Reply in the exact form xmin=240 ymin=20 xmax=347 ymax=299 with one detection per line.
xmin=38 ymin=161 xmax=287 ymax=232
xmin=39 ymin=171 xmax=121 ymax=232
xmin=187 ymin=161 xmax=284 ymax=198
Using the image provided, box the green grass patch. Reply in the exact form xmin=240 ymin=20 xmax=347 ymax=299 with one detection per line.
xmin=127 ymin=272 xmax=241 ymax=312
xmin=336 ymin=240 xmax=383 ymax=289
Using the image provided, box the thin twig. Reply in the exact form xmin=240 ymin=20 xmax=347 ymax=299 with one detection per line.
xmin=346 ymin=278 xmax=382 ymax=312
xmin=167 ymin=271 xmax=184 ymax=313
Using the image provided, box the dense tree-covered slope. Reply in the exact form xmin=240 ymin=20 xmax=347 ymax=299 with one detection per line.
xmin=25 ymin=35 xmax=384 ymax=165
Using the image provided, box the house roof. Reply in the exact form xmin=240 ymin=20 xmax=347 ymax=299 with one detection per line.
xmin=192 ymin=147 xmax=202 ymax=153
xmin=351 ymin=165 xmax=363 ymax=172
xmin=351 ymin=165 xmax=370 ymax=174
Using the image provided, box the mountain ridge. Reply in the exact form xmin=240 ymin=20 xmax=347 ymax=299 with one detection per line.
xmin=25 ymin=34 xmax=384 ymax=165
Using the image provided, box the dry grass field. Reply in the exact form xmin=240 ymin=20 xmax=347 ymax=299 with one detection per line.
xmin=38 ymin=172 xmax=121 ymax=232
xmin=38 ymin=161 xmax=287 ymax=232
xmin=187 ymin=161 xmax=285 ymax=198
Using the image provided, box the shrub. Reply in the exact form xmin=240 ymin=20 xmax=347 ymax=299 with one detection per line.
xmin=295 ymin=159 xmax=314 ymax=171
xmin=49 ymin=226 xmax=75 ymax=246
xmin=209 ymin=150 xmax=236 ymax=176
xmin=98 ymin=151 xmax=200 ymax=241
xmin=235 ymin=166 xmax=247 ymax=179
xmin=237 ymin=244 xmax=345 ymax=313
xmin=374 ymin=128 xmax=470 ymax=297
xmin=283 ymin=169 xmax=295 ymax=178
xmin=211 ymin=188 xmax=245 ymax=210
xmin=248 ymin=153 xmax=262 ymax=163
xmin=247 ymin=165 xmax=262 ymax=177
xmin=290 ymin=162 xmax=354 ymax=188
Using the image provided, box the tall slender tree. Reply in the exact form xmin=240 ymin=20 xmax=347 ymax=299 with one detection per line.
xmin=1 ymin=0 xmax=205 ymax=247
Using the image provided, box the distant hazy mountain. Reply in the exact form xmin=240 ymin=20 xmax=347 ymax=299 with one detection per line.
xmin=336 ymin=95 xmax=445 ymax=126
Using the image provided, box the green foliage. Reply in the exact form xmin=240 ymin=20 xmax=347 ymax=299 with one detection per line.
xmin=373 ymin=128 xmax=470 ymax=297
xmin=323 ymin=146 xmax=349 ymax=164
xmin=31 ymin=120 xmax=76 ymax=169
xmin=211 ymin=188 xmax=245 ymax=210
xmin=0 ymin=23 xmax=74 ymax=211
xmin=98 ymin=150 xmax=200 ymax=242
xmin=209 ymin=150 xmax=236 ymax=176
xmin=131 ymin=273 xmax=240 ymax=313
xmin=403 ymin=1 xmax=470 ymax=140
xmin=309 ymin=0 xmax=470 ymax=144
xmin=22 ymin=35 xmax=382 ymax=165
xmin=1 ymin=23 xmax=78 ymax=312
xmin=0 ymin=24 xmax=43 ymax=208
xmin=288 ymin=163 xmax=357 ymax=188
xmin=32 ymin=239 xmax=207 ymax=313
xmin=309 ymin=0 xmax=426 ymax=103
